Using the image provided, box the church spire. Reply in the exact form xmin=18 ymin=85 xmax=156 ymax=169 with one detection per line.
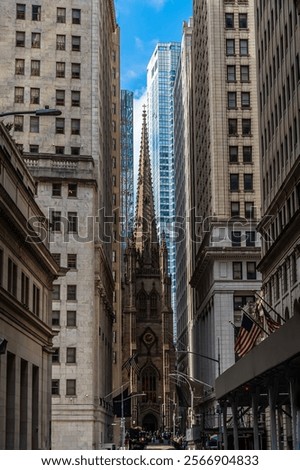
xmin=134 ymin=106 xmax=158 ymax=258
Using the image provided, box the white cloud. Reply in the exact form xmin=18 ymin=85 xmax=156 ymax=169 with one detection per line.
xmin=135 ymin=36 xmax=144 ymax=51
xmin=146 ymin=0 xmax=168 ymax=11
xmin=133 ymin=90 xmax=147 ymax=197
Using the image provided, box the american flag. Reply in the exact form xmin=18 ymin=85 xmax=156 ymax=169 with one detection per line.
xmin=122 ymin=353 xmax=140 ymax=375
xmin=235 ymin=313 xmax=261 ymax=357
xmin=261 ymin=304 xmax=281 ymax=333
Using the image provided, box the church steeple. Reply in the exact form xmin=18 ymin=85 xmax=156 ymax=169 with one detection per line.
xmin=134 ymin=106 xmax=158 ymax=260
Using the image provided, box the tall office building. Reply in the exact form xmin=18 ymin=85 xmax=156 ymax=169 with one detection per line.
xmin=216 ymin=1 xmax=300 ymax=450
xmin=121 ymin=90 xmax=134 ymax=243
xmin=147 ymin=42 xmax=181 ymax=332
xmin=174 ymin=19 xmax=195 ymax=372
xmin=190 ymin=0 xmax=262 ymax=445
xmin=0 ymin=1 xmax=119 ymax=449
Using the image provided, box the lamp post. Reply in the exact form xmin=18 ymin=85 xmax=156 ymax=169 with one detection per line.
xmin=176 ymin=346 xmax=222 ymax=449
xmin=113 ymin=390 xmax=146 ymax=450
xmin=0 ymin=107 xmax=62 ymax=118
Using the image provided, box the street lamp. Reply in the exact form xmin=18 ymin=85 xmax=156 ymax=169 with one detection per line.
xmin=0 ymin=107 xmax=62 ymax=118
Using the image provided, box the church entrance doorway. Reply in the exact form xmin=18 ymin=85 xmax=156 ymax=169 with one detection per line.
xmin=142 ymin=413 xmax=157 ymax=432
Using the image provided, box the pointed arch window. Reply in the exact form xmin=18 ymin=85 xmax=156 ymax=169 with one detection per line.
xmin=150 ymin=292 xmax=157 ymax=315
xmin=141 ymin=366 xmax=157 ymax=403
xmin=138 ymin=292 xmax=147 ymax=315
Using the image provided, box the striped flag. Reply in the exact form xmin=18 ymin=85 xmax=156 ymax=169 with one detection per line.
xmin=122 ymin=353 xmax=140 ymax=375
xmin=235 ymin=313 xmax=261 ymax=357
xmin=261 ymin=304 xmax=280 ymax=333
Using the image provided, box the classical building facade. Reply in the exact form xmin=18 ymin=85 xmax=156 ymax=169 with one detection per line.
xmin=0 ymin=1 xmax=120 ymax=449
xmin=216 ymin=0 xmax=300 ymax=450
xmin=0 ymin=122 xmax=60 ymax=449
xmin=122 ymin=109 xmax=175 ymax=433
xmin=190 ymin=0 xmax=262 ymax=444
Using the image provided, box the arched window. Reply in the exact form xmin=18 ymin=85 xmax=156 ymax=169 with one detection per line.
xmin=138 ymin=292 xmax=147 ymax=315
xmin=150 ymin=292 xmax=157 ymax=315
xmin=142 ymin=366 xmax=157 ymax=403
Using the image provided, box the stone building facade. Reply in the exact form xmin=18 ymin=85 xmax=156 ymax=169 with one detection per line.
xmin=122 ymin=109 xmax=175 ymax=433
xmin=0 ymin=1 xmax=120 ymax=449
xmin=0 ymin=122 xmax=60 ymax=449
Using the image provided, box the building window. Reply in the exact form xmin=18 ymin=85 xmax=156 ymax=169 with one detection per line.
xmin=240 ymin=39 xmax=249 ymax=55
xmin=72 ymin=9 xmax=81 ymax=24
xmin=230 ymin=174 xmax=239 ymax=191
xmin=226 ymin=39 xmax=235 ymax=55
xmin=71 ymin=63 xmax=81 ymax=79
xmin=29 ymin=145 xmax=39 ymax=153
xmin=31 ymin=60 xmax=40 ymax=76
xmin=52 ymin=310 xmax=60 ymax=326
xmin=68 ymin=183 xmax=77 ymax=197
xmin=240 ymin=65 xmax=250 ymax=82
xmin=15 ymin=87 xmax=24 ymax=103
xmin=31 ymin=32 xmax=41 ymax=48
xmin=229 ymin=146 xmax=238 ymax=163
xmin=30 ymin=116 xmax=39 ymax=133
xmin=67 ymin=311 xmax=77 ymax=327
xmin=32 ymin=5 xmax=41 ymax=21
xmin=242 ymin=119 xmax=251 ymax=136
xmin=66 ymin=379 xmax=76 ymax=396
xmin=56 ymin=90 xmax=65 ymax=106
xmin=56 ymin=62 xmax=65 ymax=78
xmin=21 ymin=272 xmax=29 ymax=307
xmin=228 ymin=119 xmax=238 ymax=136
xmin=55 ymin=146 xmax=65 ymax=155
xmin=67 ymin=212 xmax=78 ymax=233
xmin=141 ymin=367 xmax=157 ymax=403
xmin=71 ymin=36 xmax=81 ymax=51
xmin=66 ymin=348 xmax=76 ymax=363
xmin=231 ymin=201 xmax=240 ymax=217
xmin=52 ymin=348 xmax=60 ymax=363
xmin=246 ymin=231 xmax=256 ymax=247
xmin=227 ymin=65 xmax=236 ymax=82
xmin=239 ymin=13 xmax=248 ymax=29
xmin=71 ymin=91 xmax=80 ymax=107
xmin=56 ymin=35 xmax=66 ymax=50
xmin=16 ymin=31 xmax=25 ymax=47
xmin=57 ymin=8 xmax=66 ymax=23
xmin=52 ymin=379 xmax=60 ymax=395
xmin=228 ymin=92 xmax=237 ymax=109
xmin=30 ymin=88 xmax=40 ymax=105
xmin=243 ymin=146 xmax=252 ymax=163
xmin=8 ymin=259 xmax=18 ymax=296
xmin=16 ymin=4 xmax=26 ymax=20
xmin=234 ymin=295 xmax=255 ymax=310
xmin=52 ymin=183 xmax=62 ymax=197
xmin=71 ymin=119 xmax=80 ymax=135
xmin=67 ymin=285 xmax=77 ymax=301
xmin=241 ymin=92 xmax=250 ymax=108
xmin=246 ymin=262 xmax=257 ymax=279
xmin=15 ymin=58 xmax=25 ymax=75
xmin=67 ymin=254 xmax=77 ymax=269
xmin=52 ymin=284 xmax=61 ymax=300
xmin=71 ymin=147 xmax=80 ymax=156
xmin=231 ymin=231 xmax=242 ymax=247
xmin=244 ymin=174 xmax=253 ymax=191
xmin=233 ymin=262 xmax=242 ymax=280
xmin=14 ymin=115 xmax=24 ymax=132
xmin=51 ymin=211 xmax=62 ymax=232
xmin=225 ymin=12 xmax=234 ymax=28
xmin=56 ymin=118 xmax=65 ymax=134
xmin=32 ymin=284 xmax=40 ymax=315
xmin=245 ymin=201 xmax=254 ymax=218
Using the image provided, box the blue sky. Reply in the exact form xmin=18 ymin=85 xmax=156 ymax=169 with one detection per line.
xmin=115 ymin=0 xmax=192 ymax=97
xmin=114 ymin=0 xmax=192 ymax=190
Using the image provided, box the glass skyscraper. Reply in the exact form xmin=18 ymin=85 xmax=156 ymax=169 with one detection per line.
xmin=121 ymin=90 xmax=134 ymax=245
xmin=147 ymin=42 xmax=181 ymax=331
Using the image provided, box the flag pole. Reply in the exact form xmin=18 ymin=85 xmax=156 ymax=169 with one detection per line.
xmin=253 ymin=291 xmax=286 ymax=323
xmin=239 ymin=306 xmax=270 ymax=336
